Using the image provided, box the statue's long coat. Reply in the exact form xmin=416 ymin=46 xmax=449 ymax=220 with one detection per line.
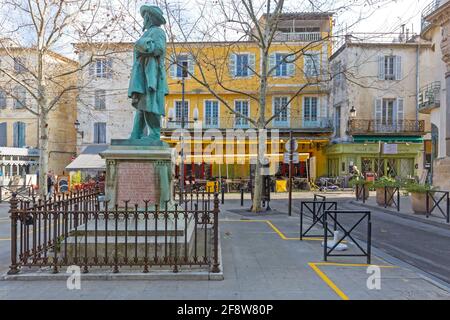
xmin=128 ymin=26 xmax=169 ymax=116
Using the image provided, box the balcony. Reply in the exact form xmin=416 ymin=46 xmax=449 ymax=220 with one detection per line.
xmin=418 ymin=81 xmax=441 ymax=114
xmin=273 ymin=32 xmax=322 ymax=42
xmin=162 ymin=116 xmax=333 ymax=132
xmin=349 ymin=119 xmax=426 ymax=136
xmin=421 ymin=0 xmax=443 ymax=31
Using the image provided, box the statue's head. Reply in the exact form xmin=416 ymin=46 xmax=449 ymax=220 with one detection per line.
xmin=140 ymin=5 xmax=166 ymax=30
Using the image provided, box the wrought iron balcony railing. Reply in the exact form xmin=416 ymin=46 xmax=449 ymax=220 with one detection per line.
xmin=421 ymin=0 xmax=442 ymax=31
xmin=273 ymin=32 xmax=322 ymax=42
xmin=418 ymin=81 xmax=441 ymax=114
xmin=348 ymin=119 xmax=426 ymax=135
xmin=162 ymin=116 xmax=333 ymax=131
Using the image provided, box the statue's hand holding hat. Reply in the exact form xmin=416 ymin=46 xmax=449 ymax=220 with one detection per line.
xmin=140 ymin=5 xmax=166 ymax=25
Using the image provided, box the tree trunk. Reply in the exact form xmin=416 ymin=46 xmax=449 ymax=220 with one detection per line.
xmin=38 ymin=111 xmax=49 ymax=197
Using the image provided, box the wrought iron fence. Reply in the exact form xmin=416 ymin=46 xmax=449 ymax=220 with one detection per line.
xmin=8 ymin=188 xmax=220 ymax=275
xmin=348 ymin=119 xmax=425 ymax=135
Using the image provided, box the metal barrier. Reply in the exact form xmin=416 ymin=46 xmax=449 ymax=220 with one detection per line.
xmin=300 ymin=201 xmax=337 ymax=239
xmin=426 ymin=191 xmax=450 ymax=223
xmin=384 ymin=187 xmax=400 ymax=212
xmin=314 ymin=194 xmax=326 ymax=202
xmin=323 ymin=210 xmax=372 ymax=264
xmin=8 ymin=190 xmax=220 ymax=275
xmin=355 ymin=184 xmax=368 ymax=203
xmin=0 ymin=185 xmax=35 ymax=203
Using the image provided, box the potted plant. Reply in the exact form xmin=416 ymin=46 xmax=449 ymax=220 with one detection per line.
xmin=405 ymin=183 xmax=435 ymax=215
xmin=373 ymin=176 xmax=399 ymax=207
xmin=350 ymin=178 xmax=370 ymax=201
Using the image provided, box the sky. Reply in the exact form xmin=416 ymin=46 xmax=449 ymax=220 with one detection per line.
xmin=342 ymin=0 xmax=427 ymax=35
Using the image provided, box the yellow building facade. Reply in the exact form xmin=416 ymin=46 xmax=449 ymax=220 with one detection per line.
xmin=162 ymin=13 xmax=334 ymax=181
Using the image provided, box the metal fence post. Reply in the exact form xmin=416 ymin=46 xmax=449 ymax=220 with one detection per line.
xmin=240 ymin=187 xmax=244 ymax=207
xmin=211 ymin=192 xmax=220 ymax=273
xmin=447 ymin=192 xmax=450 ymax=224
xmin=8 ymin=193 xmax=19 ymax=274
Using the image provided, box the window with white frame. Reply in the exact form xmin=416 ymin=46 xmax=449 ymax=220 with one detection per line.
xmin=303 ymin=97 xmax=318 ymax=122
xmin=304 ymin=52 xmax=320 ymax=77
xmin=375 ymin=98 xmax=404 ymax=130
xmin=236 ymin=54 xmax=249 ymax=77
xmin=273 ymin=97 xmax=290 ymax=126
xmin=379 ymin=55 xmax=402 ymax=81
xmin=275 ymin=54 xmax=288 ymax=77
xmin=230 ymin=53 xmax=255 ymax=78
xmin=176 ymin=55 xmax=189 ymax=78
xmin=204 ymin=100 xmax=219 ymax=128
xmin=269 ymin=53 xmax=295 ymax=77
xmin=91 ymin=58 xmax=113 ymax=79
xmin=95 ymin=90 xmax=106 ymax=110
xmin=93 ymin=122 xmax=106 ymax=144
xmin=175 ymin=100 xmax=189 ymax=123
xmin=234 ymin=100 xmax=249 ymax=128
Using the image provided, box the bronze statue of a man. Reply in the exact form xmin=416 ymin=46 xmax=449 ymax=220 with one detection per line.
xmin=128 ymin=5 xmax=169 ymax=143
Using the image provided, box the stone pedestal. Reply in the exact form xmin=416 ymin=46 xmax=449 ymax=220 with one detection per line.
xmin=100 ymin=141 xmax=176 ymax=209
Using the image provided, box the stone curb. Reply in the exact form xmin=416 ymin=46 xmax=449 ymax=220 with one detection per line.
xmin=349 ymin=200 xmax=450 ymax=230
xmin=0 ymin=228 xmax=224 ymax=282
xmin=1 ymin=271 xmax=224 ymax=281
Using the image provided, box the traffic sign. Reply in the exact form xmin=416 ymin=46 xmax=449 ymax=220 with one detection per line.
xmin=284 ymin=152 xmax=299 ymax=164
xmin=285 ymin=139 xmax=298 ymax=152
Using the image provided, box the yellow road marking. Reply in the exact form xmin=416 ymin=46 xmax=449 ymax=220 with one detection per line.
xmin=0 ymin=238 xmax=10 ymax=241
xmin=309 ymin=262 xmax=350 ymax=300
xmin=309 ymin=262 xmax=398 ymax=300
xmin=223 ymin=219 xmax=340 ymax=241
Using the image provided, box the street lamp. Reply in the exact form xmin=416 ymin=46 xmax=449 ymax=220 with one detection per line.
xmin=166 ymin=63 xmax=199 ymax=203
xmin=74 ymin=120 xmax=84 ymax=140
xmin=349 ymin=106 xmax=357 ymax=118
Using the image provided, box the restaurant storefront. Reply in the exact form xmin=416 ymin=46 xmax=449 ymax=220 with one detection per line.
xmin=326 ymin=139 xmax=424 ymax=179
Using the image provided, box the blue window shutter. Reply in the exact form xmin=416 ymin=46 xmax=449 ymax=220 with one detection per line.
xmin=229 ymin=54 xmax=236 ymax=78
xmin=249 ymin=53 xmax=256 ymax=75
xmin=89 ymin=60 xmax=95 ymax=77
xmin=375 ymin=98 xmax=382 ymax=121
xmin=395 ymin=56 xmax=402 ymax=80
xmin=0 ymin=123 xmax=6 ymax=146
xmin=288 ymin=54 xmax=296 ymax=77
xmin=107 ymin=58 xmax=113 ymax=79
xmin=378 ymin=56 xmax=385 ymax=80
xmin=13 ymin=122 xmax=18 ymax=147
xmin=188 ymin=55 xmax=195 ymax=76
xmin=0 ymin=90 xmax=6 ymax=109
xmin=269 ymin=53 xmax=276 ymax=76
xmin=19 ymin=122 xmax=26 ymax=147
xmin=169 ymin=54 xmax=177 ymax=78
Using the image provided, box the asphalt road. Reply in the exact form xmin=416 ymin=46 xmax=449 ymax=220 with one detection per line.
xmin=267 ymin=196 xmax=450 ymax=285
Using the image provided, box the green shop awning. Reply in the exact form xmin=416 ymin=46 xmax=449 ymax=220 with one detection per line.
xmin=353 ymin=136 xmax=424 ymax=143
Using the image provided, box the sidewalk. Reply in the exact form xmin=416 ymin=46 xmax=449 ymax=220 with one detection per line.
xmin=350 ymin=192 xmax=450 ymax=228
xmin=1 ymin=199 xmax=449 ymax=300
